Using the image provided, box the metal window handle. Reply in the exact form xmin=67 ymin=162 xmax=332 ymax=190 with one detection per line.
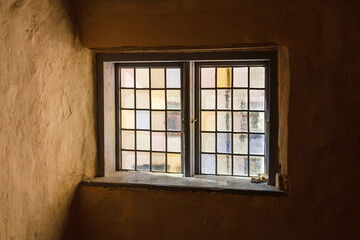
xmin=191 ymin=118 xmax=198 ymax=123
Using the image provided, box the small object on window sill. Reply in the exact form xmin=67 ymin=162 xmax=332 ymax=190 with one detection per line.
xmin=251 ymin=173 xmax=269 ymax=183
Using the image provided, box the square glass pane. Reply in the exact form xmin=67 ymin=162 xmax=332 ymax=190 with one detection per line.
xmin=137 ymin=152 xmax=150 ymax=171
xmin=167 ymin=90 xmax=181 ymax=109
xmin=121 ymin=110 xmax=134 ymax=129
xmin=233 ymin=134 xmax=248 ymax=154
xmin=152 ymin=152 xmax=165 ymax=172
xmin=201 ymin=67 xmax=215 ymax=88
xmin=217 ymin=111 xmax=232 ymax=132
xmin=136 ymin=90 xmax=149 ymax=109
xmin=249 ymin=90 xmax=265 ymax=110
xmin=136 ymin=131 xmax=150 ymax=151
xmin=167 ymin=111 xmax=181 ymax=131
xmin=151 ymin=68 xmax=165 ymax=88
xmin=233 ymin=112 xmax=248 ymax=132
xmin=249 ymin=134 xmax=265 ymax=155
xmin=151 ymin=90 xmax=165 ymax=109
xmin=217 ymin=155 xmax=232 ymax=175
xmin=136 ymin=68 xmax=149 ymax=88
xmin=250 ymin=67 xmax=265 ymax=88
xmin=167 ymin=153 xmax=181 ymax=173
xmin=151 ymin=132 xmax=166 ymax=151
xmin=166 ymin=68 xmax=181 ymax=88
xmin=121 ymin=89 xmax=134 ymax=108
xmin=234 ymin=156 xmax=248 ymax=176
xmin=121 ymin=151 xmax=135 ymax=170
xmin=201 ymin=90 xmax=215 ymax=109
xmin=233 ymin=89 xmax=247 ymax=110
xmin=136 ymin=110 xmax=150 ymax=130
xmin=201 ymin=111 xmax=215 ymax=131
xmin=233 ymin=67 xmax=248 ymax=87
xmin=250 ymin=156 xmax=265 ymax=176
xmin=217 ymin=67 xmax=232 ymax=88
xmin=121 ymin=130 xmax=135 ymax=150
xmin=121 ymin=68 xmax=134 ymax=88
xmin=151 ymin=111 xmax=165 ymax=130
xmin=201 ymin=133 xmax=215 ymax=153
xmin=250 ymin=112 xmax=265 ymax=133
xmin=217 ymin=133 xmax=232 ymax=154
xmin=217 ymin=89 xmax=231 ymax=110
xmin=167 ymin=132 xmax=181 ymax=152
xmin=201 ymin=154 xmax=216 ymax=174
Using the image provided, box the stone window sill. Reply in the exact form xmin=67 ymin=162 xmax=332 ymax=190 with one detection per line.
xmin=83 ymin=171 xmax=286 ymax=196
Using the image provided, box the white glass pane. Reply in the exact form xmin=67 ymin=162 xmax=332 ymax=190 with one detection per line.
xmin=121 ymin=89 xmax=134 ymax=108
xmin=121 ymin=130 xmax=135 ymax=150
xmin=217 ymin=89 xmax=231 ymax=110
xmin=201 ymin=90 xmax=215 ymax=109
xmin=136 ymin=68 xmax=149 ymax=88
xmin=121 ymin=151 xmax=135 ymax=170
xmin=201 ymin=68 xmax=215 ymax=88
xmin=233 ymin=89 xmax=247 ymax=110
xmin=217 ymin=111 xmax=232 ymax=132
xmin=201 ymin=133 xmax=215 ymax=153
xmin=233 ymin=67 xmax=248 ymax=87
xmin=250 ymin=156 xmax=265 ymax=176
xmin=233 ymin=134 xmax=248 ymax=154
xmin=249 ymin=90 xmax=265 ymax=110
xmin=217 ymin=133 xmax=232 ymax=154
xmin=151 ymin=90 xmax=165 ymax=109
xmin=121 ymin=68 xmax=134 ymax=88
xmin=250 ymin=67 xmax=265 ymax=88
xmin=234 ymin=156 xmax=248 ymax=176
xmin=167 ymin=132 xmax=181 ymax=152
xmin=136 ymin=131 xmax=150 ymax=151
xmin=201 ymin=154 xmax=216 ymax=174
xmin=121 ymin=110 xmax=134 ymax=129
xmin=167 ymin=111 xmax=181 ymax=131
xmin=137 ymin=152 xmax=150 ymax=171
xmin=151 ymin=132 xmax=166 ymax=152
xmin=217 ymin=155 xmax=231 ymax=175
xmin=250 ymin=112 xmax=265 ymax=133
xmin=233 ymin=112 xmax=247 ymax=132
xmin=166 ymin=68 xmax=181 ymax=88
xmin=136 ymin=110 xmax=150 ymax=130
xmin=167 ymin=90 xmax=181 ymax=109
xmin=136 ymin=90 xmax=149 ymax=109
xmin=249 ymin=134 xmax=265 ymax=155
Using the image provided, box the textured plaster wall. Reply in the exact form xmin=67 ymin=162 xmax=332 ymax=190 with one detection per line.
xmin=69 ymin=0 xmax=360 ymax=239
xmin=0 ymin=0 xmax=96 ymax=239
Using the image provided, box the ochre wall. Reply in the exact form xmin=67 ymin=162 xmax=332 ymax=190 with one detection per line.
xmin=70 ymin=0 xmax=360 ymax=239
xmin=0 ymin=0 xmax=96 ymax=239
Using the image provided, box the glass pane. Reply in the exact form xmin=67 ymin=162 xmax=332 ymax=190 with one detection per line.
xmin=217 ymin=111 xmax=232 ymax=132
xmin=250 ymin=67 xmax=265 ymax=88
xmin=151 ymin=111 xmax=165 ymax=130
xmin=121 ymin=110 xmax=134 ymax=129
xmin=233 ymin=89 xmax=247 ymax=110
xmin=249 ymin=90 xmax=265 ymax=110
xmin=233 ymin=134 xmax=248 ymax=154
xmin=201 ymin=111 xmax=215 ymax=131
xmin=217 ymin=133 xmax=232 ymax=154
xmin=136 ymin=110 xmax=150 ymax=130
xmin=217 ymin=155 xmax=232 ymax=175
xmin=217 ymin=89 xmax=231 ymax=110
xmin=250 ymin=156 xmax=265 ymax=176
xmin=167 ymin=111 xmax=181 ymax=131
xmin=166 ymin=68 xmax=181 ymax=88
xmin=137 ymin=152 xmax=150 ymax=171
xmin=121 ymin=68 xmax=134 ymax=88
xmin=121 ymin=151 xmax=135 ymax=170
xmin=201 ymin=90 xmax=215 ymax=109
xmin=167 ymin=132 xmax=181 ymax=152
xmin=249 ymin=134 xmax=265 ymax=155
xmin=201 ymin=154 xmax=216 ymax=174
xmin=136 ymin=131 xmax=150 ymax=151
xmin=151 ymin=68 xmax=165 ymax=88
xmin=233 ymin=67 xmax=248 ymax=87
xmin=217 ymin=67 xmax=232 ymax=88
xmin=121 ymin=130 xmax=135 ymax=150
xmin=233 ymin=112 xmax=247 ymax=132
xmin=151 ymin=132 xmax=166 ymax=151
xmin=136 ymin=90 xmax=149 ymax=109
xmin=151 ymin=90 xmax=165 ymax=109
xmin=201 ymin=133 xmax=215 ymax=153
xmin=167 ymin=153 xmax=181 ymax=173
xmin=152 ymin=152 xmax=166 ymax=172
xmin=167 ymin=90 xmax=181 ymax=109
xmin=201 ymin=68 xmax=215 ymax=88
xmin=234 ymin=156 xmax=248 ymax=176
xmin=121 ymin=89 xmax=134 ymax=108
xmin=136 ymin=68 xmax=149 ymax=88
xmin=250 ymin=112 xmax=265 ymax=133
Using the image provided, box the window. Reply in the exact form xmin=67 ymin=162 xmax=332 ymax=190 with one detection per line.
xmin=98 ymin=50 xmax=278 ymax=185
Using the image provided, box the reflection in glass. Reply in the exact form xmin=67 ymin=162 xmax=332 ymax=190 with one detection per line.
xmin=166 ymin=68 xmax=181 ymax=88
xmin=233 ymin=89 xmax=247 ymax=110
xmin=167 ymin=111 xmax=181 ymax=131
xmin=233 ymin=67 xmax=248 ymax=87
xmin=249 ymin=134 xmax=265 ymax=155
xmin=121 ymin=68 xmax=134 ymax=88
xmin=217 ymin=67 xmax=232 ymax=88
xmin=151 ymin=68 xmax=165 ymax=88
xmin=201 ymin=90 xmax=216 ymax=109
xmin=137 ymin=152 xmax=150 ymax=171
xmin=167 ymin=153 xmax=181 ymax=173
xmin=136 ymin=131 xmax=150 ymax=151
xmin=201 ymin=133 xmax=215 ymax=153
xmin=136 ymin=110 xmax=150 ymax=130
xmin=217 ymin=155 xmax=231 ymax=175
xmin=233 ymin=134 xmax=248 ymax=154
xmin=151 ymin=90 xmax=165 ymax=109
xmin=167 ymin=132 xmax=181 ymax=152
xmin=121 ymin=89 xmax=134 ymax=108
xmin=217 ymin=133 xmax=232 ymax=154
xmin=250 ymin=156 xmax=264 ymax=176
xmin=151 ymin=111 xmax=165 ymax=130
xmin=151 ymin=132 xmax=166 ymax=151
xmin=217 ymin=111 xmax=232 ymax=132
xmin=121 ymin=130 xmax=135 ymax=150
xmin=121 ymin=151 xmax=135 ymax=170
xmin=233 ymin=112 xmax=247 ymax=132
xmin=234 ymin=156 xmax=248 ymax=176
xmin=201 ymin=111 xmax=215 ymax=131
xmin=250 ymin=112 xmax=265 ymax=133
xmin=136 ymin=90 xmax=149 ymax=109
xmin=217 ymin=89 xmax=231 ymax=110
xmin=250 ymin=67 xmax=265 ymax=88
xmin=167 ymin=90 xmax=181 ymax=109
xmin=136 ymin=68 xmax=149 ymax=88
xmin=152 ymin=152 xmax=166 ymax=172
xmin=201 ymin=68 xmax=215 ymax=88
xmin=121 ymin=110 xmax=134 ymax=129
xmin=201 ymin=154 xmax=216 ymax=174
xmin=250 ymin=90 xmax=265 ymax=110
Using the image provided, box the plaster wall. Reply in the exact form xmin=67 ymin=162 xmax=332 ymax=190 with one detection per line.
xmin=0 ymin=0 xmax=96 ymax=239
xmin=70 ymin=0 xmax=360 ymax=239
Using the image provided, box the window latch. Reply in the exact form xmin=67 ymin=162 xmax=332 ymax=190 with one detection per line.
xmin=191 ymin=118 xmax=198 ymax=123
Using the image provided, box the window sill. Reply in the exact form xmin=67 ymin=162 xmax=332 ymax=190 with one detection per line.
xmin=83 ymin=171 xmax=286 ymax=196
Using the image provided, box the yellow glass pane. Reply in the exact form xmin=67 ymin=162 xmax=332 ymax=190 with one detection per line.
xmin=121 ymin=110 xmax=134 ymax=129
xmin=201 ymin=111 xmax=215 ymax=131
xmin=167 ymin=153 xmax=182 ymax=173
xmin=217 ymin=67 xmax=232 ymax=88
xmin=151 ymin=68 xmax=165 ymax=88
